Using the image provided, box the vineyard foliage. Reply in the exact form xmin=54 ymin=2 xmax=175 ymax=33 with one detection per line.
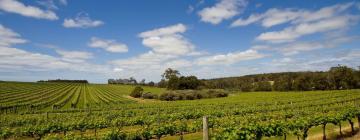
xmin=0 ymin=82 xmax=360 ymax=140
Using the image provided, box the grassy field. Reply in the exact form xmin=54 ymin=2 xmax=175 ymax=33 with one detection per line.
xmin=1 ymin=82 xmax=360 ymax=139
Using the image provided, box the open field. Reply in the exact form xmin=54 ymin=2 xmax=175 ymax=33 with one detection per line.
xmin=0 ymin=82 xmax=165 ymax=112
xmin=1 ymin=82 xmax=360 ymax=139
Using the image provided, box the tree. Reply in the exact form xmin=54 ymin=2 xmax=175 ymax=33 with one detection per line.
xmin=240 ymin=82 xmax=253 ymax=92
xmin=293 ymin=74 xmax=313 ymax=91
xmin=179 ymin=76 xmax=202 ymax=90
xmin=157 ymin=79 xmax=167 ymax=88
xmin=312 ymin=73 xmax=331 ymax=90
xmin=167 ymin=76 xmax=180 ymax=90
xmin=356 ymin=67 xmax=360 ymax=88
xmin=130 ymin=86 xmax=143 ymax=98
xmin=328 ymin=65 xmax=356 ymax=89
xmin=162 ymin=68 xmax=180 ymax=80
xmin=139 ymin=79 xmax=146 ymax=85
xmin=148 ymin=81 xmax=155 ymax=86
xmin=273 ymin=75 xmax=293 ymax=91
xmin=254 ymin=81 xmax=272 ymax=91
xmin=129 ymin=77 xmax=137 ymax=84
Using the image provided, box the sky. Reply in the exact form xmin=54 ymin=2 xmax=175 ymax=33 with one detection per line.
xmin=0 ymin=0 xmax=359 ymax=83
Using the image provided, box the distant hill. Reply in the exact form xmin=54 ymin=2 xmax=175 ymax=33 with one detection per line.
xmin=202 ymin=65 xmax=360 ymax=91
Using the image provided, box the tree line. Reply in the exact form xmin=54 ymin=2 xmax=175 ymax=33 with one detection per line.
xmin=202 ymin=65 xmax=360 ymax=91
xmin=37 ymin=79 xmax=88 ymax=83
xmin=157 ymin=68 xmax=202 ymax=90
xmin=108 ymin=77 xmax=155 ymax=86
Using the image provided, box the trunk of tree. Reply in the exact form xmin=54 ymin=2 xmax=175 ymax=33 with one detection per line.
xmin=349 ymin=119 xmax=355 ymax=135
xmin=322 ymin=124 xmax=326 ymax=140
xmin=303 ymin=129 xmax=308 ymax=140
xmin=358 ymin=115 xmax=360 ymax=129
xmin=284 ymin=133 xmax=287 ymax=140
xmin=94 ymin=128 xmax=97 ymax=137
xmin=180 ymin=131 xmax=184 ymax=140
xmin=255 ymin=134 xmax=262 ymax=140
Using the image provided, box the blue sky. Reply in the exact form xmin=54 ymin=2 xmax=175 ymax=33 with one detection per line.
xmin=0 ymin=0 xmax=359 ymax=83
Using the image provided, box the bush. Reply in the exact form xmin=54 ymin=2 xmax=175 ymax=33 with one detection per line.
xmin=158 ymin=90 xmax=229 ymax=101
xmin=193 ymin=92 xmax=203 ymax=99
xmin=130 ymin=86 xmax=144 ymax=98
xmin=142 ymin=92 xmax=157 ymax=99
xmin=206 ymin=90 xmax=228 ymax=97
xmin=184 ymin=94 xmax=195 ymax=100
xmin=159 ymin=91 xmax=177 ymax=101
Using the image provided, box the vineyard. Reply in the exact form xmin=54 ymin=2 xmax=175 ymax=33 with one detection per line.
xmin=1 ymin=82 xmax=360 ymax=140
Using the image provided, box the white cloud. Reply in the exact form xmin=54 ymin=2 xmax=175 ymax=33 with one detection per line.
xmin=231 ymin=13 xmax=264 ymax=27
xmin=34 ymin=43 xmax=58 ymax=49
xmin=280 ymin=42 xmax=325 ymax=56
xmin=269 ymin=49 xmax=360 ymax=72
xmin=198 ymin=0 xmax=247 ymax=25
xmin=293 ymin=3 xmax=354 ymax=24
xmin=139 ymin=23 xmax=186 ymax=38
xmin=110 ymin=51 xmax=181 ymax=80
xmin=59 ymin=0 xmax=67 ymax=5
xmin=277 ymin=36 xmax=359 ymax=56
xmin=110 ymin=24 xmax=202 ymax=80
xmin=141 ymin=35 xmax=195 ymax=55
xmin=37 ymin=0 xmax=58 ymax=10
xmin=0 ymin=0 xmax=58 ymax=20
xmin=231 ymin=2 xmax=354 ymax=28
xmin=0 ymin=46 xmax=111 ymax=74
xmin=63 ymin=13 xmax=104 ymax=28
xmin=0 ymin=24 xmax=27 ymax=47
xmin=0 ymin=26 xmax=114 ymax=79
xmin=111 ymin=51 xmax=177 ymax=70
xmin=55 ymin=50 xmax=93 ymax=62
xmin=301 ymin=50 xmax=360 ymax=67
xmin=187 ymin=5 xmax=194 ymax=14
xmin=250 ymin=45 xmax=271 ymax=51
xmin=195 ymin=49 xmax=266 ymax=65
xmin=256 ymin=16 xmax=357 ymax=43
xmin=139 ymin=23 xmax=197 ymax=55
xmin=113 ymin=67 xmax=123 ymax=72
xmin=88 ymin=37 xmax=128 ymax=53
xmin=164 ymin=59 xmax=193 ymax=69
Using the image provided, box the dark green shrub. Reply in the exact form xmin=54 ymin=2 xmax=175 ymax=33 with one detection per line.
xmin=206 ymin=90 xmax=228 ymax=98
xmin=193 ymin=92 xmax=203 ymax=99
xmin=158 ymin=90 xmax=230 ymax=101
xmin=214 ymin=91 xmax=228 ymax=97
xmin=185 ymin=94 xmax=195 ymax=100
xmin=142 ymin=92 xmax=157 ymax=99
xmin=159 ymin=91 xmax=176 ymax=101
xmin=130 ymin=86 xmax=144 ymax=98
